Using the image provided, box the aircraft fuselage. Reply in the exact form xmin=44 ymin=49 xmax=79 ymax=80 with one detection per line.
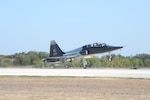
xmin=45 ymin=41 xmax=123 ymax=64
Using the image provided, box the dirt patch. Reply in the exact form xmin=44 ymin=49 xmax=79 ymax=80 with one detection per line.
xmin=0 ymin=77 xmax=150 ymax=100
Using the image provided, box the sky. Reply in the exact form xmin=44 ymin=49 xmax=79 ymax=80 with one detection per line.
xmin=0 ymin=0 xmax=150 ymax=56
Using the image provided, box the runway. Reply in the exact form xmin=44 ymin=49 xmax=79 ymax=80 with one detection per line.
xmin=0 ymin=68 xmax=150 ymax=79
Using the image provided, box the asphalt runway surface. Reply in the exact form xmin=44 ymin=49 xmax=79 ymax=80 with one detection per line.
xmin=0 ymin=68 xmax=150 ymax=78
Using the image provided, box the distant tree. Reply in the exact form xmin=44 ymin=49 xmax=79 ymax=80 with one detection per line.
xmin=27 ymin=53 xmax=40 ymax=65
xmin=143 ymin=59 xmax=150 ymax=67
xmin=86 ymin=57 xmax=102 ymax=67
xmin=14 ymin=55 xmax=29 ymax=65
xmin=134 ymin=54 xmax=150 ymax=60
xmin=0 ymin=58 xmax=13 ymax=67
xmin=39 ymin=52 xmax=49 ymax=59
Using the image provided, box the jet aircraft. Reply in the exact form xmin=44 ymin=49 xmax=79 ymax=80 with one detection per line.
xmin=44 ymin=40 xmax=123 ymax=68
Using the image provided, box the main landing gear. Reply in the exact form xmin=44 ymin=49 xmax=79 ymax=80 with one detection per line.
xmin=63 ymin=57 xmax=69 ymax=69
xmin=63 ymin=57 xmax=87 ymax=69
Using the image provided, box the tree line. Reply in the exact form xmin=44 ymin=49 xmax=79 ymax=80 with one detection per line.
xmin=0 ymin=51 xmax=49 ymax=67
xmin=0 ymin=51 xmax=150 ymax=68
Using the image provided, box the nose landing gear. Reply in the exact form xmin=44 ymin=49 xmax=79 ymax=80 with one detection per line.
xmin=109 ymin=55 xmax=112 ymax=62
xmin=83 ymin=57 xmax=87 ymax=69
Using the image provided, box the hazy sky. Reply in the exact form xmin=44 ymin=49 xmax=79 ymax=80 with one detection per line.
xmin=0 ymin=0 xmax=150 ymax=56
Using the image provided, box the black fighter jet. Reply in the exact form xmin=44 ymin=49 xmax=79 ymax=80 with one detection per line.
xmin=45 ymin=40 xmax=123 ymax=68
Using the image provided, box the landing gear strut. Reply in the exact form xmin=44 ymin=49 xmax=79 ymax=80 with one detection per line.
xmin=63 ymin=57 xmax=69 ymax=69
xmin=82 ymin=57 xmax=87 ymax=69
xmin=109 ymin=55 xmax=112 ymax=62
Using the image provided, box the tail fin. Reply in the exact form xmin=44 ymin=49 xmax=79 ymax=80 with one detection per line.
xmin=50 ymin=40 xmax=65 ymax=57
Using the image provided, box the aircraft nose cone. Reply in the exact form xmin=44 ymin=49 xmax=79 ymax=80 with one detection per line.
xmin=116 ymin=46 xmax=123 ymax=49
xmin=110 ymin=46 xmax=123 ymax=51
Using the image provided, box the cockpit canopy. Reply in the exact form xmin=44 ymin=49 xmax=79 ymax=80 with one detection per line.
xmin=83 ymin=43 xmax=107 ymax=48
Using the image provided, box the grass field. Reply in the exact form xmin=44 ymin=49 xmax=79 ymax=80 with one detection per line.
xmin=0 ymin=77 xmax=150 ymax=100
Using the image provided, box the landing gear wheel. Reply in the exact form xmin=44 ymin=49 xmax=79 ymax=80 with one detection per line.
xmin=83 ymin=65 xmax=87 ymax=69
xmin=65 ymin=66 xmax=69 ymax=69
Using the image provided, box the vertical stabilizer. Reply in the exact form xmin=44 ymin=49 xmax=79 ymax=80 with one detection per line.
xmin=50 ymin=40 xmax=65 ymax=57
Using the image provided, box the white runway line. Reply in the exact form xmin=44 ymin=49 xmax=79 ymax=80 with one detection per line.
xmin=0 ymin=68 xmax=150 ymax=79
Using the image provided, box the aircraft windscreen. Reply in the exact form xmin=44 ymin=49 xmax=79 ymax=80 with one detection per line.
xmin=84 ymin=43 xmax=107 ymax=48
xmin=93 ymin=43 xmax=107 ymax=47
